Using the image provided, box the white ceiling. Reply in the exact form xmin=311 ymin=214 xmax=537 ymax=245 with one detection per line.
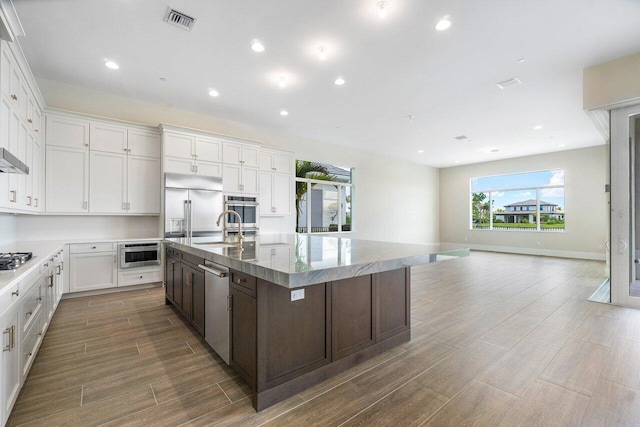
xmin=12 ymin=0 xmax=640 ymax=167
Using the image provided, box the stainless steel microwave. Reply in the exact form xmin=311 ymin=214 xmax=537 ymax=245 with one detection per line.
xmin=119 ymin=242 xmax=161 ymax=269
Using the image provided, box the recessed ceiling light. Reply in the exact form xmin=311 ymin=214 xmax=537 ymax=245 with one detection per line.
xmin=280 ymin=110 xmax=289 ymax=116
xmin=418 ymin=150 xmax=424 ymax=153
xmin=334 ymin=76 xmax=346 ymax=86
xmin=159 ymin=77 xmax=167 ymax=81
xmin=455 ymin=160 xmax=460 ymax=163
xmin=435 ymin=16 xmax=452 ymax=31
xmin=558 ymin=144 xmax=566 ymax=147
xmin=317 ymin=46 xmax=328 ymax=61
xmin=104 ymin=60 xmax=119 ymax=70
xmin=533 ymin=125 xmax=543 ymax=130
xmin=490 ymin=149 xmax=499 ymax=153
xmin=376 ymin=1 xmax=389 ymax=19
xmin=208 ymin=89 xmax=219 ymax=97
xmin=251 ymin=39 xmax=265 ymax=52
xmin=518 ymin=58 xmax=527 ymax=63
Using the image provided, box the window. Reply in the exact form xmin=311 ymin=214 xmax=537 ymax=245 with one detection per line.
xmin=470 ymin=169 xmax=565 ymax=232
xmin=295 ymin=160 xmax=353 ymax=233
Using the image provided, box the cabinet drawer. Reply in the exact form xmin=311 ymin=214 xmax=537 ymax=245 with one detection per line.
xmin=230 ymin=270 xmax=256 ymax=296
xmin=20 ymin=281 xmax=42 ymax=334
xmin=0 ymin=283 xmax=21 ymax=318
xmin=118 ymin=268 xmax=162 ymax=287
xmin=21 ymin=311 xmax=43 ymax=378
xmin=166 ymin=248 xmax=183 ymax=259
xmin=69 ymin=243 xmax=116 ymax=254
xmin=182 ymin=252 xmax=204 ymax=268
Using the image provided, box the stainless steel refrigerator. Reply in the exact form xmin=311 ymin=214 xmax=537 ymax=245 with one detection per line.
xmin=164 ymin=173 xmax=224 ymax=238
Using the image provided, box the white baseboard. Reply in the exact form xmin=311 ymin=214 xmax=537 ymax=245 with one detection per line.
xmin=439 ymin=242 xmax=605 ymax=261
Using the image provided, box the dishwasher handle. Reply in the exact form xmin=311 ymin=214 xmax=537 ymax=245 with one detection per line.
xmin=198 ymin=264 xmax=228 ymax=278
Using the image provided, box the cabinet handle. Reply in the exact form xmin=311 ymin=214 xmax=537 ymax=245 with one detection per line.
xmin=122 ymin=202 xmax=126 ymax=210
xmin=271 ymin=207 xmax=276 ymax=213
xmin=26 ymin=311 xmax=32 ymax=316
xmin=25 ymin=352 xmax=32 ymax=357
xmin=139 ymin=275 xmax=143 ymax=279
xmin=113 ymin=255 xmax=117 ymax=264
xmin=11 ymin=94 xmax=17 ymax=100
xmin=11 ymin=290 xmax=19 ymax=297
xmin=56 ymin=265 xmax=61 ymax=275
xmin=3 ymin=328 xmax=10 ymax=352
xmin=9 ymin=190 xmax=16 ymax=203
xmin=48 ymin=275 xmax=54 ymax=287
xmin=11 ymin=325 xmax=15 ymax=350
xmin=84 ymin=143 xmax=89 ymax=147
xmin=83 ymin=201 xmax=88 ymax=210
xmin=36 ymin=332 xmax=42 ymax=337
xmin=27 ymin=118 xmax=32 ymax=123
xmin=61 ymin=261 xmax=64 ymax=271
xmin=194 ymin=165 xmax=198 ymax=173
xmin=272 ymin=167 xmax=276 ymax=171
xmin=34 ymin=129 xmax=39 ymax=133
xmin=34 ymin=198 xmax=38 ymax=207
xmin=234 ymin=278 xmax=246 ymax=285
xmin=127 ymin=148 xmax=131 ymax=153
xmin=193 ymin=154 xmax=198 ymax=158
xmin=27 ymin=196 xmax=32 ymax=206
xmin=239 ymin=160 xmax=244 ymax=164
xmin=37 ymin=297 xmax=42 ymax=302
xmin=92 ymin=246 xmax=97 ymax=249
xmin=227 ymin=295 xmax=232 ymax=311
xmin=123 ymin=148 xmax=128 ymax=152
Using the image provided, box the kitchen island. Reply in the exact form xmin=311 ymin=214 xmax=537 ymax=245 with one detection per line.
xmin=164 ymin=234 xmax=468 ymax=411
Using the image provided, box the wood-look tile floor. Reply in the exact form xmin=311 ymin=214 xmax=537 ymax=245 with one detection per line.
xmin=8 ymin=251 xmax=640 ymax=426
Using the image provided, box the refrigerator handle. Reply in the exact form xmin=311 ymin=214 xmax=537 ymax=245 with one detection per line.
xmin=184 ymin=200 xmax=190 ymax=239
xmin=187 ymin=200 xmax=193 ymax=239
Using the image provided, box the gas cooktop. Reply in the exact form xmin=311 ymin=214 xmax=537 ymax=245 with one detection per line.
xmin=0 ymin=252 xmax=33 ymax=271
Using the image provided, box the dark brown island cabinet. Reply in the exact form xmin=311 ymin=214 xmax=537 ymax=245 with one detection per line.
xmin=165 ymin=247 xmax=411 ymax=411
xmin=165 ymin=247 xmax=205 ymax=335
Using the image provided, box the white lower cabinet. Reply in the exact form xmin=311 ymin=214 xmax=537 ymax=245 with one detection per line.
xmin=0 ymin=248 xmax=64 ymax=425
xmin=118 ymin=267 xmax=162 ymax=287
xmin=69 ymin=245 xmax=118 ymax=292
xmin=1 ymin=308 xmax=19 ymax=425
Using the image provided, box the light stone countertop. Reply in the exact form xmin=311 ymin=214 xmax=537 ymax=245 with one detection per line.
xmin=165 ymin=234 xmax=469 ymax=288
xmin=0 ymin=237 xmax=162 ymax=295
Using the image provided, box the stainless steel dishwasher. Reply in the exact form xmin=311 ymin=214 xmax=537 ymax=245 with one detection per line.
xmin=198 ymin=261 xmax=230 ymax=365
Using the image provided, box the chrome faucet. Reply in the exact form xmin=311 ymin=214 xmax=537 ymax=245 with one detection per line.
xmin=216 ymin=210 xmax=243 ymax=247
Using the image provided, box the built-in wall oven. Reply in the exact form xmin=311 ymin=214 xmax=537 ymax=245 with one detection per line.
xmin=224 ymin=195 xmax=259 ymax=237
xmin=119 ymin=242 xmax=161 ymax=269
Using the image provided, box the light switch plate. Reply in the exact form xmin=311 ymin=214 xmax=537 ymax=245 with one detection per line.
xmin=291 ymin=289 xmax=304 ymax=301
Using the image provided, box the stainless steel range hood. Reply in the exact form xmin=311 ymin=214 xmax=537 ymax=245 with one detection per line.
xmin=0 ymin=148 xmax=29 ymax=174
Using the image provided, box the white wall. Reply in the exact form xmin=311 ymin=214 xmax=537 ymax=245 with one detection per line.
xmin=0 ymin=214 xmax=16 ymax=245
xmin=439 ymin=145 xmax=607 ymax=260
xmin=37 ymin=80 xmax=440 ymax=245
xmin=15 ymin=216 xmax=160 ymax=241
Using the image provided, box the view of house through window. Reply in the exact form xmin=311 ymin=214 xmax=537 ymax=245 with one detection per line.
xmin=295 ymin=160 xmax=353 ymax=233
xmin=470 ymin=169 xmax=565 ymax=232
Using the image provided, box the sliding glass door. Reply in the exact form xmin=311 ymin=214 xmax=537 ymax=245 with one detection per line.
xmin=610 ymin=104 xmax=640 ymax=308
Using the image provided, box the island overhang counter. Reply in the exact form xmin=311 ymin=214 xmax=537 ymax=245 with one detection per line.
xmin=163 ymin=234 xmax=468 ymax=411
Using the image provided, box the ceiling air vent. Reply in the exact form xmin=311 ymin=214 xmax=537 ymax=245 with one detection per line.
xmin=454 ymin=135 xmax=468 ymax=141
xmin=164 ymin=8 xmax=196 ymax=31
xmin=496 ymin=77 xmax=521 ymax=89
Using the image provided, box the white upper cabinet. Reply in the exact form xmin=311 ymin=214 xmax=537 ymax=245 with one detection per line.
xmin=128 ymin=155 xmax=160 ymax=214
xmin=164 ymin=132 xmax=195 ymax=159
xmin=163 ymin=131 xmax=221 ymax=163
xmin=223 ymin=141 xmax=259 ymax=167
xmin=164 ymin=156 xmax=194 ymax=175
xmin=90 ymin=122 xmax=127 ymax=154
xmin=128 ymin=129 xmax=160 ymax=158
xmin=89 ymin=151 xmax=127 ymax=213
xmin=0 ymin=46 xmax=10 ymax=98
xmin=46 ymin=145 xmax=89 ymax=213
xmin=195 ymin=136 xmax=222 ymax=163
xmin=194 ymin=160 xmax=222 ymax=177
xmin=223 ymin=164 xmax=258 ymax=194
xmin=259 ymin=150 xmax=293 ymax=174
xmin=46 ymin=116 xmax=90 ymax=150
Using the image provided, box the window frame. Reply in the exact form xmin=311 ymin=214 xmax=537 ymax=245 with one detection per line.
xmin=470 ymin=170 xmax=565 ymax=233
xmin=295 ymin=177 xmax=354 ymax=234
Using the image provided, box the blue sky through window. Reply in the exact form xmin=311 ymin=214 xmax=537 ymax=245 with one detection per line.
xmin=471 ymin=170 xmax=565 ymax=211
